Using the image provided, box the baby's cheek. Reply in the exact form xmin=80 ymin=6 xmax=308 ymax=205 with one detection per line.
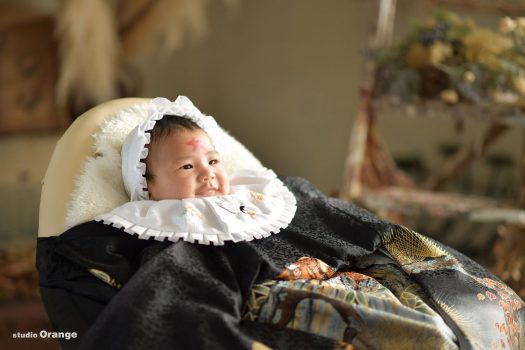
xmin=222 ymin=179 xmax=231 ymax=195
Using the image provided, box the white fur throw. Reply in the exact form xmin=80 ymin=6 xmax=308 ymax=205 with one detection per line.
xmin=65 ymin=101 xmax=264 ymax=228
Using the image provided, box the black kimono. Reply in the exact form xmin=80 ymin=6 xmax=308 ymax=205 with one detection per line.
xmin=37 ymin=177 xmax=525 ymax=349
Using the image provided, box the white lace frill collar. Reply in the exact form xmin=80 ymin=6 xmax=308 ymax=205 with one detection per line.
xmin=96 ymin=169 xmax=297 ymax=245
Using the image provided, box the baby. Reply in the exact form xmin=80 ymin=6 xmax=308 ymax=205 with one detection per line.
xmin=144 ymin=115 xmax=230 ymax=200
xmin=97 ymin=96 xmax=297 ymax=245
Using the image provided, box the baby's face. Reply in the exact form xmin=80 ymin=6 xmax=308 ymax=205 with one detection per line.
xmin=146 ymin=128 xmax=230 ymax=200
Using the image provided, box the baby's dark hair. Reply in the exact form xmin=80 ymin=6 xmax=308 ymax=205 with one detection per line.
xmin=145 ymin=115 xmax=201 ymax=181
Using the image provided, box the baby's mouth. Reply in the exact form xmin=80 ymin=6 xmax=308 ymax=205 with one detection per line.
xmin=197 ymin=185 xmax=219 ymax=197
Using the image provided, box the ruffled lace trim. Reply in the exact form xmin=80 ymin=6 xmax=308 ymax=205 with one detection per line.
xmin=96 ymin=169 xmax=297 ymax=245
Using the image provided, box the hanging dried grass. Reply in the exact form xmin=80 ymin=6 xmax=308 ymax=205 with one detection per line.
xmin=118 ymin=0 xmax=209 ymax=56
xmin=55 ymin=0 xmax=120 ymax=109
xmin=55 ymin=0 xmax=237 ymax=113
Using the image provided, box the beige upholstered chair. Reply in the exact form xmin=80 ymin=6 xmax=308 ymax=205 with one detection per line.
xmin=38 ymin=98 xmax=150 ymax=237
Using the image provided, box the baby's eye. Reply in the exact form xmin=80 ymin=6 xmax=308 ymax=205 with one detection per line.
xmin=209 ymin=159 xmax=219 ymax=165
xmin=181 ymin=164 xmax=193 ymax=170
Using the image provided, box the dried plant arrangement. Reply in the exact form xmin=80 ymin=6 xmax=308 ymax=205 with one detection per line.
xmin=0 ymin=244 xmax=39 ymax=301
xmin=375 ymin=10 xmax=525 ymax=110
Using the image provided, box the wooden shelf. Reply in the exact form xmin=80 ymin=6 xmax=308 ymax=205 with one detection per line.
xmin=342 ymin=1 xmax=525 ymax=227
xmin=356 ymin=186 xmax=525 ymax=225
xmin=373 ymin=97 xmax=525 ymax=127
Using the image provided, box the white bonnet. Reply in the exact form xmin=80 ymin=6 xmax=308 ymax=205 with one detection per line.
xmin=122 ymin=96 xmax=223 ymax=201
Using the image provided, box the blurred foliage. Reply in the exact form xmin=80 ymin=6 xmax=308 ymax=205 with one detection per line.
xmin=375 ymin=9 xmax=525 ymax=108
xmin=0 ymin=245 xmax=39 ymax=301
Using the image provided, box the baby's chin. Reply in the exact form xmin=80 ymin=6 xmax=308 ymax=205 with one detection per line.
xmin=196 ymin=189 xmax=219 ymax=197
xmin=149 ymin=185 xmax=231 ymax=200
xmin=195 ymin=187 xmax=230 ymax=198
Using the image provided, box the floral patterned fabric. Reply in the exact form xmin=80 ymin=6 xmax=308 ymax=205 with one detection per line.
xmin=245 ymin=259 xmax=458 ymax=349
xmin=244 ymin=227 xmax=524 ymax=349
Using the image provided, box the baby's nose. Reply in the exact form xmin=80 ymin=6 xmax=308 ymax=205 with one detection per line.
xmin=201 ymin=168 xmax=215 ymax=182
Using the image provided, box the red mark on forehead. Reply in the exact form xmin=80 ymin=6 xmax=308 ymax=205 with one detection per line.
xmin=185 ymin=137 xmax=202 ymax=151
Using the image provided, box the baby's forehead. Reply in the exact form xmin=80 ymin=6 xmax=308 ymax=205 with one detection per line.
xmin=170 ymin=127 xmax=212 ymax=142
xmin=151 ymin=127 xmax=215 ymax=151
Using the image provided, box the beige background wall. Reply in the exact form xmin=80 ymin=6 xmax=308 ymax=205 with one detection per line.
xmin=136 ymin=0 xmax=378 ymax=194
xmin=0 ymin=0 xmax=521 ymax=238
